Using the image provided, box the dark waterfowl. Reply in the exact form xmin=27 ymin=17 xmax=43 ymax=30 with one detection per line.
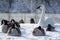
xmin=30 ymin=18 xmax=35 ymax=23
xmin=32 ymin=26 xmax=45 ymax=36
xmin=7 ymin=19 xmax=21 ymax=36
xmin=46 ymin=24 xmax=55 ymax=31
xmin=19 ymin=19 xmax=24 ymax=23
xmin=1 ymin=19 xmax=9 ymax=33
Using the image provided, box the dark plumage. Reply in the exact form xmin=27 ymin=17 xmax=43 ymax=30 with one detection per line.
xmin=46 ymin=24 xmax=55 ymax=31
xmin=1 ymin=19 xmax=9 ymax=33
xmin=30 ymin=18 xmax=35 ymax=23
xmin=19 ymin=19 xmax=24 ymax=23
xmin=1 ymin=19 xmax=8 ymax=25
xmin=32 ymin=26 xmax=45 ymax=36
xmin=7 ymin=19 xmax=21 ymax=36
xmin=36 ymin=6 xmax=41 ymax=9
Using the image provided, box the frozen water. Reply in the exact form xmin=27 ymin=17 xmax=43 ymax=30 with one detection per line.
xmin=0 ymin=23 xmax=60 ymax=40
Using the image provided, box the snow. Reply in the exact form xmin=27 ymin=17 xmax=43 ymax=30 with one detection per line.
xmin=0 ymin=23 xmax=60 ymax=40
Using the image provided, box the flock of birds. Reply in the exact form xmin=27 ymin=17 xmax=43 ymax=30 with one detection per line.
xmin=0 ymin=18 xmax=55 ymax=37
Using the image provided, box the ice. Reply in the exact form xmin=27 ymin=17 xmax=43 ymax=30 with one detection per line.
xmin=0 ymin=23 xmax=60 ymax=40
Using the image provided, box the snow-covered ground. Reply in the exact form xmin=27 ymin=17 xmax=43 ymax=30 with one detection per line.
xmin=0 ymin=23 xmax=60 ymax=40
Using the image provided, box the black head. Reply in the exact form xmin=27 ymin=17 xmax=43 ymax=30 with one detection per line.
xmin=30 ymin=18 xmax=35 ymax=23
xmin=36 ymin=6 xmax=41 ymax=9
xmin=1 ymin=19 xmax=8 ymax=25
xmin=11 ymin=19 xmax=15 ymax=23
xmin=47 ymin=24 xmax=52 ymax=28
xmin=48 ymin=24 xmax=51 ymax=26
xmin=19 ymin=19 xmax=24 ymax=23
xmin=38 ymin=26 xmax=41 ymax=30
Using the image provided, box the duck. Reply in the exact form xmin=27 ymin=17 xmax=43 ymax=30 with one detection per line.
xmin=32 ymin=26 xmax=45 ymax=36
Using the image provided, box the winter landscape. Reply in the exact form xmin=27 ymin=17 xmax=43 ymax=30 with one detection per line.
xmin=0 ymin=0 xmax=60 ymax=40
xmin=0 ymin=23 xmax=60 ymax=40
